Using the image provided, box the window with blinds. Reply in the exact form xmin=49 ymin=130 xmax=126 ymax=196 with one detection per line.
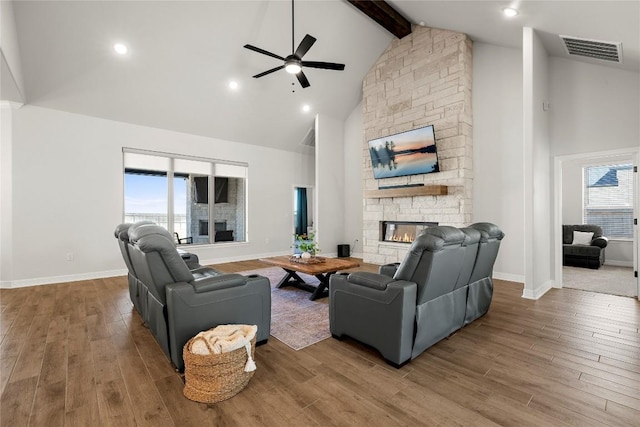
xmin=583 ymin=164 xmax=634 ymax=239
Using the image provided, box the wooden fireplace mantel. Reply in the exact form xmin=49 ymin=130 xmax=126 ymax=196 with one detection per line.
xmin=364 ymin=185 xmax=448 ymax=199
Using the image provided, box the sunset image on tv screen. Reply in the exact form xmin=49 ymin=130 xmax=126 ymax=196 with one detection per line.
xmin=368 ymin=125 xmax=439 ymax=179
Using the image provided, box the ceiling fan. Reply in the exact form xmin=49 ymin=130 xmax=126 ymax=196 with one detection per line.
xmin=243 ymin=0 xmax=345 ymax=88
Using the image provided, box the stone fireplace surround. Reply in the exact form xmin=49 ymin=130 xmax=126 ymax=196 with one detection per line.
xmin=362 ymin=25 xmax=473 ymax=265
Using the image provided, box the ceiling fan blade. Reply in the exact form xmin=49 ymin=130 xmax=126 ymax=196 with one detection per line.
xmin=253 ymin=65 xmax=285 ymax=78
xmin=244 ymin=44 xmax=285 ymax=61
xmin=296 ymin=71 xmax=310 ymax=88
xmin=294 ymin=34 xmax=316 ymax=59
xmin=301 ymin=61 xmax=345 ymax=71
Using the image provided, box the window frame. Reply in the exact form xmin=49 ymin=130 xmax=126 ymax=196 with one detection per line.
xmin=582 ymin=160 xmax=634 ymax=241
xmin=122 ymin=148 xmax=249 ymax=246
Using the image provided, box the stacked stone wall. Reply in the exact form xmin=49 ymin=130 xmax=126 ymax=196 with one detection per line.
xmin=362 ymin=26 xmax=473 ymax=264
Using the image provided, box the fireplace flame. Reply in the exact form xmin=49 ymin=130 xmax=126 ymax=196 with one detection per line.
xmin=390 ymin=233 xmax=414 ymax=243
xmin=382 ymin=221 xmax=438 ymax=244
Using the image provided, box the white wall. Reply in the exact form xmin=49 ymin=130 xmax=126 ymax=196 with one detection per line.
xmin=315 ymin=113 xmax=345 ymax=256
xmin=473 ymin=41 xmax=640 ymax=289
xmin=343 ymin=101 xmax=363 ymax=257
xmin=561 ymin=159 xmax=583 ymax=224
xmin=550 ymin=58 xmax=640 ymax=157
xmin=606 ymin=240 xmax=635 ymax=267
xmin=523 ymin=28 xmax=552 ymax=299
xmin=0 ymin=104 xmax=14 ymax=286
xmin=4 ymin=105 xmax=315 ymax=287
xmin=0 ymin=0 xmax=25 ymax=102
xmin=472 ymin=43 xmax=524 ymax=282
xmin=552 ymin=58 xmax=639 ymax=276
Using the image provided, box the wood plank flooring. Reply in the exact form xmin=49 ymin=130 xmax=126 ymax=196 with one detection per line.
xmin=1 ymin=259 xmax=639 ymax=426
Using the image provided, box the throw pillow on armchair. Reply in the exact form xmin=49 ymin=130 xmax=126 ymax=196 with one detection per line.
xmin=572 ymin=231 xmax=594 ymax=245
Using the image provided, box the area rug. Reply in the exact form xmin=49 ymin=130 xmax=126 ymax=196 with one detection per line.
xmin=239 ymin=267 xmax=331 ymax=350
xmin=563 ymin=265 xmax=637 ymax=298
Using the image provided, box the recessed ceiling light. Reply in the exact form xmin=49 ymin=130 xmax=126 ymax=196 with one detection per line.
xmin=502 ymin=7 xmax=518 ymax=17
xmin=113 ymin=43 xmax=128 ymax=55
xmin=302 ymin=104 xmax=311 ymax=113
xmin=228 ymin=80 xmax=239 ymax=90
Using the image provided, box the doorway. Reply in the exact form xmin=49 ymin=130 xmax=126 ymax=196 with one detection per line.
xmin=293 ymin=186 xmax=314 ymax=237
xmin=554 ymin=149 xmax=639 ymax=300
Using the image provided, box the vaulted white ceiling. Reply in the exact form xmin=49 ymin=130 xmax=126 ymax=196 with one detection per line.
xmin=7 ymin=1 xmax=640 ymax=153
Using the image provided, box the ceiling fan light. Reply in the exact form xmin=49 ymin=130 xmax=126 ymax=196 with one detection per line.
xmin=285 ymin=63 xmax=302 ymax=74
xmin=502 ymin=7 xmax=518 ymax=17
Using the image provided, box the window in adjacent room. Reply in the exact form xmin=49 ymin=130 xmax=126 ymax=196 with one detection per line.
xmin=583 ymin=163 xmax=634 ymax=239
xmin=123 ymin=149 xmax=248 ymax=245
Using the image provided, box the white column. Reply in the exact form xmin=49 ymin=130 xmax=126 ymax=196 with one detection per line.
xmin=0 ymin=102 xmax=16 ymax=287
xmin=522 ymin=27 xmax=553 ymax=299
xmin=315 ymin=113 xmax=345 ymax=257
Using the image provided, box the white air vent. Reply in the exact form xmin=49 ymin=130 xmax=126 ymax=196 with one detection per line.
xmin=301 ymin=127 xmax=315 ymax=147
xmin=560 ymin=35 xmax=622 ymax=63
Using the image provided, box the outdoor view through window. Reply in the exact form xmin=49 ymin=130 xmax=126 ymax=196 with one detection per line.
xmin=123 ymin=150 xmax=247 ymax=244
xmin=583 ymin=163 xmax=634 ymax=239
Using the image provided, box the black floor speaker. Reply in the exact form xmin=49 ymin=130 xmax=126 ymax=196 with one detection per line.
xmin=337 ymin=244 xmax=350 ymax=258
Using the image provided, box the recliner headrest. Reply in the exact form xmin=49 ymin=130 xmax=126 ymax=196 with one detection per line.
xmin=411 ymin=226 xmax=466 ymax=252
xmin=470 ymin=222 xmax=505 ymax=242
xmin=115 ymin=221 xmax=157 ymax=242
xmin=114 ymin=223 xmax=132 ymax=240
xmin=129 ymin=224 xmax=175 ymax=251
xmin=460 ymin=227 xmax=482 ymax=246
xmin=127 ymin=223 xmax=194 ymax=288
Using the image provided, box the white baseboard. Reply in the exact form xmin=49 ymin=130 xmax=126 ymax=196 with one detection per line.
xmin=604 ymin=260 xmax=634 ymax=268
xmin=3 ymin=268 xmax=128 ymax=289
xmin=522 ymin=279 xmax=554 ymax=300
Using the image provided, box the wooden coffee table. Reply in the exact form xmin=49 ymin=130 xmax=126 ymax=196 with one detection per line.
xmin=260 ymin=256 xmax=360 ymax=300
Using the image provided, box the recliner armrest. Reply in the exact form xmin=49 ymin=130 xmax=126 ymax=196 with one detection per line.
xmin=329 ymin=274 xmax=417 ymax=365
xmin=166 ymin=275 xmax=271 ymax=371
xmin=591 ymin=236 xmax=608 ymax=248
xmin=191 ymin=273 xmax=248 ymax=293
xmin=379 ymin=263 xmax=400 ymax=278
xmin=347 ymin=272 xmax=395 ymax=290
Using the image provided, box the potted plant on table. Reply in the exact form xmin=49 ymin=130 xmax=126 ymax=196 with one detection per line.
xmin=293 ymin=232 xmax=320 ymax=259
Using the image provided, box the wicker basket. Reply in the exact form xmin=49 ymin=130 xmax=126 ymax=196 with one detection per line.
xmin=183 ymin=335 xmax=256 ymax=403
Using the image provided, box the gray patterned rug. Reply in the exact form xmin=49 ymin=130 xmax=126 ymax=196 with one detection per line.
xmin=239 ymin=267 xmax=331 ymax=350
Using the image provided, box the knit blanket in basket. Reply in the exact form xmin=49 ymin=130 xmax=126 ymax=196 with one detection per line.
xmin=189 ymin=324 xmax=257 ymax=372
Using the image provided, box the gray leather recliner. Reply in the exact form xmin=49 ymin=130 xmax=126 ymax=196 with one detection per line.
xmin=114 ymin=221 xmax=202 ymax=320
xmin=329 ymin=223 xmax=503 ymax=367
xmin=114 ymin=222 xmax=154 ymax=319
xmin=464 ymin=223 xmax=505 ymax=324
xmin=115 ymin=222 xmax=271 ymax=371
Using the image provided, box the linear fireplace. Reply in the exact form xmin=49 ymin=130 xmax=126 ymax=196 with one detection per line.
xmin=380 ymin=221 xmax=438 ymax=243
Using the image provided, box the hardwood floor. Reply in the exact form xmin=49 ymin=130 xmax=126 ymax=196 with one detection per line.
xmin=1 ymin=259 xmax=639 ymax=426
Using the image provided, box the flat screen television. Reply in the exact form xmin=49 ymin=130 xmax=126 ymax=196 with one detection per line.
xmin=367 ymin=125 xmax=439 ymax=179
xmin=193 ymin=177 xmax=228 ymax=204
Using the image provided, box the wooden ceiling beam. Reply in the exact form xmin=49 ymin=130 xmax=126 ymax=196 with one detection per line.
xmin=346 ymin=0 xmax=412 ymax=39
